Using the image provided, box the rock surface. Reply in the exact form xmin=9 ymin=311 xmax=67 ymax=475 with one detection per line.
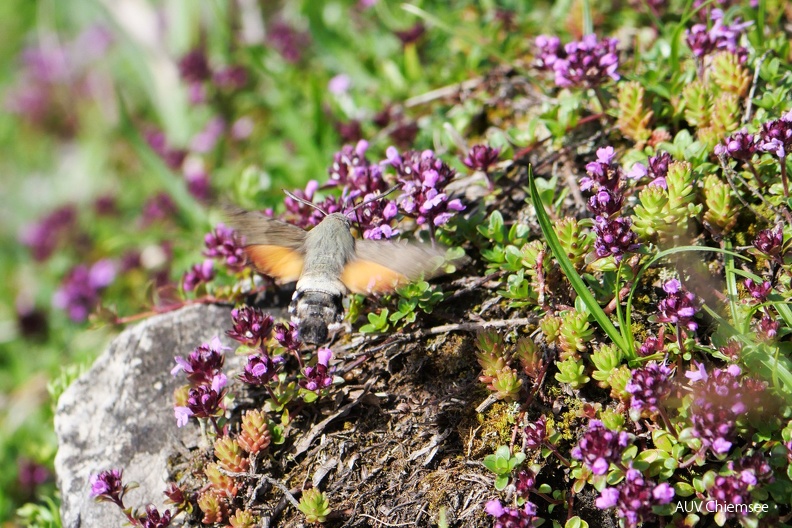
xmin=55 ymin=304 xmax=235 ymax=528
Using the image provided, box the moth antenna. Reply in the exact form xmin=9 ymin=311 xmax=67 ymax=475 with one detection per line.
xmin=347 ymin=185 xmax=400 ymax=215
xmin=284 ymin=189 xmax=328 ymax=216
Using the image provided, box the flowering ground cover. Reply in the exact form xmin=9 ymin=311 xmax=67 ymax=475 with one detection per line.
xmin=2 ymin=0 xmax=792 ymax=526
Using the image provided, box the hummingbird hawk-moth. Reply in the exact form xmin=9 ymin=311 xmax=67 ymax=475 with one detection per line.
xmin=226 ymin=198 xmax=457 ymax=345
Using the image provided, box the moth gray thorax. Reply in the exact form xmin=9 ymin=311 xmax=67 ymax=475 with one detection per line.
xmin=289 ymin=213 xmax=356 ymax=344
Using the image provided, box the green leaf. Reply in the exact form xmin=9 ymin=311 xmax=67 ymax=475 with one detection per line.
xmin=527 ymin=167 xmax=629 ymax=354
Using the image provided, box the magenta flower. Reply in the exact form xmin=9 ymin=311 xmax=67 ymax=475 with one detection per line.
xmin=714 ymin=130 xmax=757 ymax=161
xmin=203 ymin=224 xmax=246 ymax=272
xmin=274 ymin=322 xmax=302 ymax=351
xmin=239 ymin=353 xmax=282 ymax=386
xmin=176 ymin=384 xmax=226 ymax=427
xmin=462 ymin=144 xmax=501 ymax=173
xmin=593 ymin=217 xmax=639 ymax=261
xmin=178 ymin=49 xmax=211 ymax=83
xmin=300 ymin=347 xmax=333 ymax=392
xmin=523 ymin=416 xmax=547 ymax=449
xmin=626 ymin=151 xmax=671 ymax=189
xmin=212 ymin=65 xmax=248 ymax=91
xmin=571 ymin=419 xmax=630 ymax=475
xmin=656 ymin=279 xmax=699 ymax=331
xmin=140 ymin=505 xmax=172 ymax=528
xmin=89 ymin=469 xmax=127 ymax=506
xmin=484 ymin=499 xmax=537 ymax=528
xmin=595 ymin=469 xmax=674 ymax=528
xmin=625 ymin=363 xmax=675 ymax=414
xmin=743 ymin=279 xmax=772 ymax=302
xmin=752 ymin=224 xmax=784 ymax=257
xmin=535 ymin=34 xmax=620 ymax=88
xmin=686 ymin=9 xmax=751 ymax=61
xmin=581 ymin=146 xmax=621 ymax=192
xmin=171 ymin=336 xmax=228 ymax=386
xmin=53 ymin=260 xmax=117 ymax=322
xmin=182 ymin=259 xmax=215 ymax=292
xmin=227 ymin=306 xmax=275 ymax=346
xmin=19 ymin=205 xmax=77 ymax=262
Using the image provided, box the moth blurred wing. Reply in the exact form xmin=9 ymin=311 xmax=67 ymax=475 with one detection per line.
xmin=224 ymin=206 xmax=308 ymax=283
xmin=245 ymin=245 xmax=305 ymax=283
xmin=340 ymin=240 xmax=451 ymax=294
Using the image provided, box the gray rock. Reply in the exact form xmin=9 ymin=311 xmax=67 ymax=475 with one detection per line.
xmin=55 ymin=304 xmax=235 ymax=528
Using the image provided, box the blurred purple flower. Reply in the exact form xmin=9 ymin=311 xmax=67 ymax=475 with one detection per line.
xmin=191 ymin=117 xmax=225 ymax=153
xmin=571 ymin=419 xmax=630 ymax=475
xmin=204 ymin=224 xmax=246 ymax=272
xmin=705 ymin=474 xmax=753 ymax=520
xmin=141 ymin=192 xmax=177 ymax=226
xmin=638 ymin=334 xmax=665 ymax=356
xmin=685 ymin=9 xmax=751 ymax=61
xmin=268 ymin=21 xmax=310 ymax=63
xmin=535 ymin=34 xmax=620 ymax=88
xmin=743 ymin=278 xmax=772 ymax=302
xmin=17 ymin=458 xmax=50 ymax=492
xmin=328 ymin=74 xmax=351 ymax=95
xmin=213 ymin=65 xmax=248 ymax=91
xmin=231 ymin=116 xmax=254 ymax=140
xmin=327 ymin=141 xmax=389 ymax=198
xmin=19 ymin=205 xmax=77 ymax=261
xmin=757 ymin=316 xmax=779 ymax=340
xmin=53 ymin=259 xmax=117 ymax=322
xmin=144 ymin=128 xmax=187 ymax=170
xmin=183 ymin=259 xmax=215 ymax=292
xmin=462 ymin=144 xmax=501 ymax=173
xmin=523 ymin=415 xmax=547 ymax=449
xmin=656 ymin=279 xmax=699 ymax=331
xmin=178 ymin=49 xmax=211 ymax=83
xmin=395 ymin=23 xmax=425 ymax=46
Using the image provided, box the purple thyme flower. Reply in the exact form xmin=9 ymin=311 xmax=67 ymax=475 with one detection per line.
xmin=328 ymin=74 xmax=351 ymax=95
xmin=714 ymin=130 xmax=757 ymax=161
xmin=227 ymin=306 xmax=275 ymax=346
xmin=656 ymin=279 xmax=699 ymax=331
xmin=175 ymin=383 xmax=226 ymax=427
xmin=484 ymin=499 xmax=538 ymax=528
xmin=514 ymin=469 xmax=536 ymax=501
xmin=523 ymin=416 xmax=547 ymax=450
xmin=183 ymin=259 xmax=215 ymax=292
xmin=595 ymin=469 xmax=674 ymax=528
xmin=17 ymin=458 xmax=50 ymax=492
xmin=282 ymin=180 xmax=345 ymax=228
xmin=140 ymin=505 xmax=172 ymax=528
xmin=190 ymin=117 xmax=225 ymax=153
xmin=638 ymin=334 xmax=666 ymax=356
xmin=462 ymin=144 xmax=501 ymax=173
xmin=593 ymin=217 xmax=639 ymax=261
xmin=19 ymin=205 xmax=77 ymax=262
xmin=203 ymin=224 xmax=246 ymax=272
xmin=686 ymin=9 xmax=751 ymax=61
xmin=90 ymin=469 xmax=127 ymax=505
xmin=178 ymin=49 xmax=211 ymax=83
xmin=300 ymin=347 xmax=333 ymax=392
xmin=171 ymin=336 xmax=228 ymax=386
xmin=587 ymin=188 xmax=624 ymax=217
xmin=274 ymin=322 xmax=302 ymax=351
xmin=626 ymin=151 xmax=671 ymax=189
xmin=268 ymin=21 xmax=310 ymax=63
xmin=386 ymin=147 xmax=465 ymax=228
xmin=757 ymin=111 xmax=792 ymax=160
xmin=625 ymin=362 xmax=675 ymax=414
xmin=743 ymin=279 xmax=772 ymax=302
xmin=756 ymin=316 xmax=780 ymax=340
xmin=52 ymin=260 xmax=117 ymax=322
xmin=752 ymin=224 xmax=784 ymax=257
xmin=705 ymin=473 xmax=754 ymax=519
xmin=212 ymin=65 xmax=248 ymax=91
xmin=581 ymin=146 xmax=622 ymax=192
xmin=685 ymin=363 xmax=764 ymax=454
xmin=144 ymin=128 xmax=187 ymax=170
xmin=535 ymin=34 xmax=620 ymax=88
xmin=239 ymin=353 xmax=282 ymax=385
xmin=571 ymin=419 xmax=630 ymax=475
xmin=141 ymin=192 xmax=177 ymax=226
